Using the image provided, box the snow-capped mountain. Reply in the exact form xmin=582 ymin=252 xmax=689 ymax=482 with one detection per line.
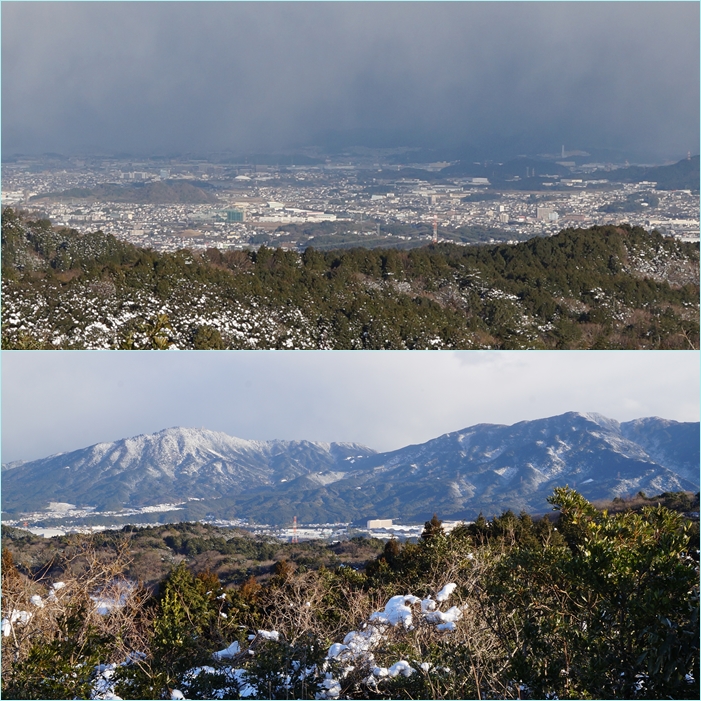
xmin=2 ymin=414 xmax=698 ymax=524
xmin=0 ymin=427 xmax=376 ymax=513
xmin=317 ymin=412 xmax=699 ymax=521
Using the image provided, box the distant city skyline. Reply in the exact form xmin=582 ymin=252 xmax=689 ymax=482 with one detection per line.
xmin=2 ymin=2 xmax=699 ymax=162
xmin=2 ymin=351 xmax=698 ymax=464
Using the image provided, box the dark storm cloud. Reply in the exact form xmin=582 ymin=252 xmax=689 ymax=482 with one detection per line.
xmin=2 ymin=2 xmax=699 ymax=159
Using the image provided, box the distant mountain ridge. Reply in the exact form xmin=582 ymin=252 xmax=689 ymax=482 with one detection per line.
xmin=1 ymin=427 xmax=375 ymax=514
xmin=30 ymin=180 xmax=219 ymax=204
xmin=332 ymin=413 xmax=699 ymax=521
xmin=598 ymin=155 xmax=700 ymax=191
xmin=2 ymin=414 xmax=698 ymax=525
xmin=434 ymin=156 xmax=699 ymax=191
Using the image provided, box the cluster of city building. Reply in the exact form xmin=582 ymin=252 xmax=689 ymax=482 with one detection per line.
xmin=2 ymin=154 xmax=698 ymax=251
xmin=4 ymin=504 xmax=459 ymax=543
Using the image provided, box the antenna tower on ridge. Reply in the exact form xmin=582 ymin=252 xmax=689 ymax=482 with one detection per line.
xmin=432 ymin=215 xmax=438 ymax=243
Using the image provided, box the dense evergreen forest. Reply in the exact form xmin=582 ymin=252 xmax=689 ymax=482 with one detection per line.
xmin=2 ymin=489 xmax=698 ymax=699
xmin=2 ymin=208 xmax=698 ymax=349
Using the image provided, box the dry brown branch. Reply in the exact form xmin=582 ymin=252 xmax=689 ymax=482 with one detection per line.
xmin=1 ymin=535 xmax=154 ymax=687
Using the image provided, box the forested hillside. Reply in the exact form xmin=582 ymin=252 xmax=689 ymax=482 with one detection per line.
xmin=2 ymin=208 xmax=698 ymax=349
xmin=594 ymin=155 xmax=700 ymax=191
xmin=2 ymin=489 xmax=698 ymax=699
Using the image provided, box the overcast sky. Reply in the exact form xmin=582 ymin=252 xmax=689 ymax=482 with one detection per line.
xmin=2 ymin=350 xmax=698 ymax=463
xmin=2 ymin=2 xmax=698 ymax=161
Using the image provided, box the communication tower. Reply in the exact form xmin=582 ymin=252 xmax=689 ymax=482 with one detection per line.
xmin=292 ymin=516 xmax=298 ymax=543
xmin=432 ymin=215 xmax=438 ymax=243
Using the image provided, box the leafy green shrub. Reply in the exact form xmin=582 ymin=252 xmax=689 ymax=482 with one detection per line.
xmin=484 ymin=487 xmax=700 ymax=699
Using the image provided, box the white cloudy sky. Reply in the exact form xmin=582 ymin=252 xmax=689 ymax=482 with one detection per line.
xmin=2 ymin=350 xmax=698 ymax=463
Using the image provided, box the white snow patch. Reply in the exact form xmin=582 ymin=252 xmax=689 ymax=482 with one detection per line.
xmin=320 ymin=582 xmax=465 ymax=696
xmin=436 ymin=621 xmax=457 ymax=632
xmin=388 ymin=660 xmax=415 ymax=677
xmin=369 ymin=594 xmax=420 ymax=628
xmin=2 ymin=610 xmax=32 ymax=636
xmin=435 ymin=583 xmax=457 ymax=602
xmin=426 ymin=606 xmax=463 ymax=626
xmin=494 ymin=465 xmax=519 ymax=480
xmin=305 ymin=471 xmax=347 ymax=486
xmin=318 ymin=673 xmax=341 ymax=699
xmin=213 ymin=641 xmax=241 ymax=660
xmin=421 ymin=597 xmax=437 ymax=612
xmin=46 ymin=502 xmax=76 ymax=512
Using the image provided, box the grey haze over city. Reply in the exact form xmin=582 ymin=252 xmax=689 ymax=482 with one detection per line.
xmin=2 ymin=351 xmax=698 ymax=465
xmin=2 ymin=1 xmax=699 ymax=161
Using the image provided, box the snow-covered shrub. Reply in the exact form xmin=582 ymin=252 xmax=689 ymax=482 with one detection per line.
xmin=1 ymin=541 xmax=149 ymax=700
xmin=317 ymin=580 xmax=502 ymax=700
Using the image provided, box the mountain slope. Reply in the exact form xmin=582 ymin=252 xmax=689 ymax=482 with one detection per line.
xmin=2 ymin=414 xmax=698 ymax=524
xmin=620 ymin=417 xmax=700 ymax=484
xmin=226 ymin=413 xmax=697 ymax=523
xmin=331 ymin=412 xmax=698 ymax=519
xmin=29 ymin=180 xmax=220 ymax=204
xmin=0 ymin=427 xmax=375 ymax=513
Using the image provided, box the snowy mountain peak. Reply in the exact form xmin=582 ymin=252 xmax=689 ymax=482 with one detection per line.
xmin=2 ymin=427 xmax=377 ymax=514
xmin=578 ymin=411 xmax=620 ymax=426
xmin=3 ymin=414 xmax=698 ymax=524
